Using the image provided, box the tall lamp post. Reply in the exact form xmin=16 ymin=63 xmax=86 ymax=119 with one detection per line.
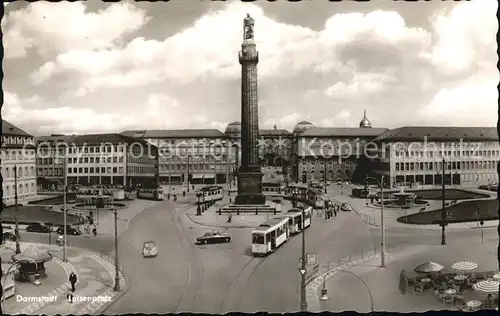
xmin=63 ymin=157 xmax=68 ymax=262
xmin=113 ymin=209 xmax=120 ymax=291
xmin=440 ymin=157 xmax=447 ymax=245
xmin=196 ymin=193 xmax=202 ymax=216
xmin=319 ymin=269 xmax=374 ymax=311
xmin=13 ymin=165 xmax=20 ymax=254
xmin=364 ymin=175 xmax=385 ymax=268
xmin=300 ymin=207 xmax=307 ymax=311
xmin=292 ymin=188 xmax=298 ymax=208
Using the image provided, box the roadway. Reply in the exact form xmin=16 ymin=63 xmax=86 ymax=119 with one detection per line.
xmin=16 ymin=183 xmax=498 ymax=313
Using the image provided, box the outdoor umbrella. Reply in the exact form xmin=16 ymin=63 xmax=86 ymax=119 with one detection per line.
xmin=473 ymin=280 xmax=500 ymax=293
xmin=452 ymin=261 xmax=478 ymax=271
xmin=415 ymin=261 xmax=444 ymax=273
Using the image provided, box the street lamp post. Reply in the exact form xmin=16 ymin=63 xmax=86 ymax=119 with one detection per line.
xmin=364 ymin=175 xmax=385 ymax=268
xmin=319 ymin=269 xmax=374 ymax=311
xmin=113 ymin=209 xmax=120 ymax=291
xmin=292 ymin=188 xmax=298 ymax=208
xmin=13 ymin=166 xmax=20 ymax=254
xmin=440 ymin=158 xmax=446 ymax=245
xmin=196 ymin=193 xmax=202 ymax=216
xmin=300 ymin=207 xmax=307 ymax=311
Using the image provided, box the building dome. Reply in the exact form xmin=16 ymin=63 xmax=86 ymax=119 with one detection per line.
xmin=225 ymin=121 xmax=241 ymax=136
xmin=293 ymin=121 xmax=314 ymax=134
xmin=359 ymin=110 xmax=372 ymax=128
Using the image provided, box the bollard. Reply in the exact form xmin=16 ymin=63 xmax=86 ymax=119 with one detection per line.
xmin=273 ymin=209 xmax=276 ymax=215
xmin=219 ymin=208 xmax=222 ymax=215
xmin=255 ymin=208 xmax=258 ymax=215
xmin=237 ymin=209 xmax=240 ymax=215
xmin=183 ymin=191 xmax=186 ymax=197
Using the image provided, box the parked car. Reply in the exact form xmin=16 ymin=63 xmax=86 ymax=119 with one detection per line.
xmin=196 ymin=231 xmax=231 ymax=244
xmin=56 ymin=225 xmax=81 ymax=235
xmin=26 ymin=222 xmax=52 ymax=233
xmin=142 ymin=241 xmax=158 ymax=258
xmin=341 ymin=203 xmax=352 ymax=212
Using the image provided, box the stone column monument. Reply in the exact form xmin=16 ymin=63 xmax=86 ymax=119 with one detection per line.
xmin=235 ymin=14 xmax=265 ymax=205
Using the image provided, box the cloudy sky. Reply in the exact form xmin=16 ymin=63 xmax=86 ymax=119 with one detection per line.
xmin=2 ymin=0 xmax=498 ymax=136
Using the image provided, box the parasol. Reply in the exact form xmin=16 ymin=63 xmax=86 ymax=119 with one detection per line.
xmin=415 ymin=261 xmax=444 ymax=273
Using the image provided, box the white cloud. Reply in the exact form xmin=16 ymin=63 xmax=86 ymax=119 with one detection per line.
xmin=430 ymin=0 xmax=498 ymax=76
xmin=324 ymin=72 xmax=398 ymax=99
xmin=419 ymin=72 xmax=499 ymax=126
xmin=319 ymin=110 xmax=353 ymax=127
xmin=3 ymin=2 xmax=149 ymax=59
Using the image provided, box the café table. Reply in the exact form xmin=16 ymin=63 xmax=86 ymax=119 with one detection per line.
xmin=466 ymin=300 xmax=482 ymax=311
xmin=444 ymin=288 xmax=457 ymax=296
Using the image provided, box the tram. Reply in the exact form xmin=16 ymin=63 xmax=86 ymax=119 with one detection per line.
xmin=198 ymin=185 xmax=223 ymax=203
xmin=251 ymin=217 xmax=290 ymax=256
xmin=284 ymin=206 xmax=312 ymax=235
xmin=307 ymin=189 xmax=325 ymax=209
xmin=137 ymin=187 xmax=164 ymax=200
xmin=77 ymin=185 xmax=125 ymax=200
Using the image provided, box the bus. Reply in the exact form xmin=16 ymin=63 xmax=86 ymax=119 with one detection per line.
xmin=251 ymin=217 xmax=290 ymax=256
xmin=284 ymin=206 xmax=312 ymax=234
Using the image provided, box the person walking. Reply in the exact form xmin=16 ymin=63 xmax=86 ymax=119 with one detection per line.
xmin=92 ymin=225 xmax=97 ymax=237
xmin=69 ymin=272 xmax=77 ymax=292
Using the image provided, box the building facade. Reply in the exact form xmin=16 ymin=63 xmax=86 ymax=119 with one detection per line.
xmin=36 ymin=134 xmax=75 ymax=191
xmin=1 ymin=120 xmax=37 ymax=205
xmin=121 ymin=129 xmax=233 ymax=185
xmin=290 ymin=112 xmax=388 ymax=184
xmin=370 ymin=127 xmax=499 ymax=188
xmin=35 ymin=133 xmax=157 ymax=188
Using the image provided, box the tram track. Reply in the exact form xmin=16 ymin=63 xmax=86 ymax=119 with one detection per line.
xmin=168 ymin=202 xmax=205 ymax=313
xmin=219 ymin=254 xmax=268 ymax=314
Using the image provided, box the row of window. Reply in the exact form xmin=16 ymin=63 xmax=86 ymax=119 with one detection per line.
xmin=393 ymin=149 xmax=500 ymax=158
xmin=1 ymin=166 xmax=36 ymax=178
xmin=158 ymin=155 xmax=229 ymax=162
xmin=2 ymin=136 xmax=34 ymax=145
xmin=2 ymin=150 xmax=36 ymax=161
xmin=37 ymin=168 xmax=64 ymax=177
xmin=395 ymin=160 xmax=497 ymax=172
xmin=68 ymin=167 xmax=124 ymax=174
xmin=3 ymin=182 xmax=36 ymax=196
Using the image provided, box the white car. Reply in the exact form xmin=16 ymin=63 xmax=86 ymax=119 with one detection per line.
xmin=142 ymin=241 xmax=158 ymax=258
xmin=341 ymin=203 xmax=353 ymax=212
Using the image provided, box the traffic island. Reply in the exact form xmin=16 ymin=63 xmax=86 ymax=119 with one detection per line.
xmin=398 ymin=198 xmax=498 ymax=224
xmin=185 ymin=205 xmax=271 ymax=228
xmin=1 ymin=205 xmax=81 ymax=226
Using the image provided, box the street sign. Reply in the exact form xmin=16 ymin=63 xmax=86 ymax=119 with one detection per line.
xmin=306 ymin=253 xmax=317 ymax=265
xmin=299 ymin=268 xmax=307 ymax=275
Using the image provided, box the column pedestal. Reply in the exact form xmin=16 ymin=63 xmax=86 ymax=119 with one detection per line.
xmin=235 ymin=164 xmax=265 ymax=205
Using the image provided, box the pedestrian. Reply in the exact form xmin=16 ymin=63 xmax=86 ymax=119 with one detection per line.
xmin=69 ymin=272 xmax=77 ymax=292
xmin=92 ymin=225 xmax=97 ymax=236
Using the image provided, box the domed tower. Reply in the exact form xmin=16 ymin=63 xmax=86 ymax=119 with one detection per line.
xmin=359 ymin=110 xmax=372 ymax=128
xmin=293 ymin=121 xmax=314 ymax=135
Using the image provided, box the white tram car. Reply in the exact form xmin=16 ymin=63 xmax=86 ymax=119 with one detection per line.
xmin=284 ymin=206 xmax=312 ymax=235
xmin=137 ymin=187 xmax=164 ymax=200
xmin=199 ymin=186 xmax=223 ymax=203
xmin=251 ymin=217 xmax=290 ymax=256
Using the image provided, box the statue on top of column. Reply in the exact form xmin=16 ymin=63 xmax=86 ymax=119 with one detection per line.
xmin=243 ymin=13 xmax=255 ymax=41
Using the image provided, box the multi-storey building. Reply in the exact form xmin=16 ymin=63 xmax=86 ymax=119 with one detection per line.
xmin=35 ymin=133 xmax=157 ymax=188
xmin=121 ymin=129 xmax=232 ymax=185
xmin=65 ymin=133 xmax=157 ymax=187
xmin=370 ymin=127 xmax=499 ymax=187
xmin=1 ymin=120 xmax=37 ymax=205
xmin=290 ymin=112 xmax=388 ymax=183
xmin=36 ymin=134 xmax=75 ymax=191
